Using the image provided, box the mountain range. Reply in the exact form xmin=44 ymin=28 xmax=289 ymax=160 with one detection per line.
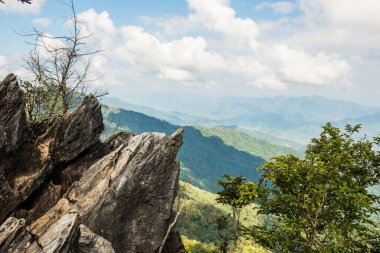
xmin=103 ymin=95 xmax=380 ymax=146
xmin=102 ymin=105 xmax=301 ymax=192
xmin=100 ymin=95 xmax=380 ymax=251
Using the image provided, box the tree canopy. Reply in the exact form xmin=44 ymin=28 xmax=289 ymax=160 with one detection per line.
xmin=216 ymin=175 xmax=252 ymax=253
xmin=239 ymin=123 xmax=380 ymax=252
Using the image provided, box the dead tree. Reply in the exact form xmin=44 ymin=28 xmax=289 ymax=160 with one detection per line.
xmin=21 ymin=0 xmax=106 ymax=119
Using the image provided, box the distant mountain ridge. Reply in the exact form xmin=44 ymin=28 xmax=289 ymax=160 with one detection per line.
xmin=102 ymin=105 xmax=303 ymax=192
xmin=196 ymin=126 xmax=302 ymax=160
xmin=103 ymin=95 xmax=380 ymax=146
xmin=122 ymin=93 xmax=380 ymax=122
xmin=101 ymin=96 xmax=208 ymax=126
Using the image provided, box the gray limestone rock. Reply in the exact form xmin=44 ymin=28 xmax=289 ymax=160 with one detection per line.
xmin=0 ymin=92 xmax=104 ymax=223
xmin=0 ymin=74 xmax=187 ymax=253
xmin=67 ymin=129 xmax=183 ymax=252
xmin=0 ymin=73 xmax=25 ymax=154
xmin=76 ymin=224 xmax=115 ymax=253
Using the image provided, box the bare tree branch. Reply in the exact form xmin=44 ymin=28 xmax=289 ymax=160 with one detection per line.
xmin=0 ymin=0 xmax=32 ymax=4
xmin=20 ymin=0 xmax=107 ymax=120
xmin=158 ymin=200 xmax=186 ymax=253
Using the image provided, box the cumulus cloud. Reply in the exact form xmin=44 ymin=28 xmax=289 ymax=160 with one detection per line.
xmin=152 ymin=0 xmax=260 ymax=49
xmin=300 ymin=0 xmax=380 ymax=29
xmin=279 ymin=0 xmax=380 ymax=54
xmin=227 ymin=45 xmax=350 ymax=90
xmin=32 ymin=18 xmax=51 ymax=27
xmin=231 ymin=56 xmax=287 ymax=90
xmin=34 ymin=33 xmax=66 ymax=57
xmin=0 ymin=54 xmax=32 ymax=79
xmin=117 ymin=27 xmax=226 ymax=81
xmin=73 ymin=1 xmax=352 ymax=91
xmin=77 ymin=10 xmax=226 ymax=82
xmin=255 ymin=1 xmax=297 ymax=14
xmin=77 ymin=9 xmax=117 ymax=49
xmin=187 ymin=0 xmax=260 ymax=49
xmin=0 ymin=0 xmax=46 ymax=14
xmin=257 ymin=44 xmax=351 ymax=86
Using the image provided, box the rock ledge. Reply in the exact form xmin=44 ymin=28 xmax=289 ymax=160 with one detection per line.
xmin=0 ymin=74 xmax=186 ymax=253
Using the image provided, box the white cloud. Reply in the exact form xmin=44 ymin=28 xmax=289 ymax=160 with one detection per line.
xmin=231 ymin=56 xmax=286 ymax=90
xmin=77 ymin=9 xmax=117 ymax=49
xmin=0 ymin=54 xmax=8 ymax=77
xmin=35 ymin=33 xmax=66 ymax=56
xmin=32 ymin=17 xmax=51 ymax=27
xmin=0 ymin=0 xmax=46 ymax=14
xmin=13 ymin=67 xmax=32 ymax=80
xmin=0 ymin=54 xmax=7 ymax=66
xmin=73 ymin=9 xmax=120 ymax=87
xmin=257 ymin=44 xmax=351 ymax=86
xmin=117 ymin=27 xmax=226 ymax=81
xmin=256 ymin=0 xmax=380 ymax=54
xmin=151 ymin=0 xmax=261 ymax=49
xmin=159 ymin=68 xmax=194 ymax=81
xmin=188 ymin=0 xmax=260 ymax=49
xmin=72 ymin=2 xmax=353 ymax=91
xmin=290 ymin=0 xmax=380 ymax=54
xmin=0 ymin=54 xmax=33 ymax=79
xmin=141 ymin=15 xmax=197 ymax=36
xmin=300 ymin=0 xmax=380 ymax=30
xmin=255 ymin=1 xmax=297 ymax=14
xmin=77 ymin=10 xmax=226 ymax=82
xmin=228 ymin=44 xmax=350 ymax=90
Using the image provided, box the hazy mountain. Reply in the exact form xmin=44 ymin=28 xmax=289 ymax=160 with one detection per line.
xmin=125 ymin=93 xmax=380 ymax=123
xmin=102 ymin=96 xmax=210 ymax=126
xmin=196 ymin=126 xmax=302 ymax=160
xmin=102 ymin=105 xmax=265 ymax=192
xmin=102 ymin=106 xmax=304 ymax=192
xmin=103 ymin=95 xmax=380 ymax=146
xmin=335 ymin=112 xmax=380 ymax=139
xmin=239 ymin=128 xmax=306 ymax=149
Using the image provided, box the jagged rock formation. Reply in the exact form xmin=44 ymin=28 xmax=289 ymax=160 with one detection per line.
xmin=0 ymin=74 xmax=186 ymax=253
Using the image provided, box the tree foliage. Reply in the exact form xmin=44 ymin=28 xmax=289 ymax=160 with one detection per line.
xmin=175 ymin=182 xmax=263 ymax=252
xmin=242 ymin=123 xmax=380 ymax=252
xmin=216 ymin=214 xmax=233 ymax=253
xmin=20 ymin=79 xmax=51 ymax=121
xmin=216 ymin=175 xmax=254 ymax=253
xmin=197 ymin=126 xmax=302 ymax=161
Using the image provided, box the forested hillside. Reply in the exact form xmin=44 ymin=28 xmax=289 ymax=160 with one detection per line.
xmin=177 ymin=182 xmax=267 ymax=253
xmin=102 ymin=106 xmax=265 ymax=192
xmin=110 ymin=95 xmax=380 ymax=146
xmin=196 ymin=126 xmax=302 ymax=160
xmin=102 ymin=106 xmax=304 ymax=192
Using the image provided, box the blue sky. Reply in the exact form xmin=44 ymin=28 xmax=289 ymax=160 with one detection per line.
xmin=1 ymin=0 xmax=380 ymax=106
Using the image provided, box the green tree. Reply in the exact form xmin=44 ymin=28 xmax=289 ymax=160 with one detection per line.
xmin=216 ymin=214 xmax=232 ymax=253
xmin=216 ymin=175 xmax=252 ymax=252
xmin=243 ymin=123 xmax=380 ymax=252
xmin=20 ymin=79 xmax=59 ymax=121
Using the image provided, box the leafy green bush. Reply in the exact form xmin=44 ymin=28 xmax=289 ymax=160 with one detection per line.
xmin=241 ymin=124 xmax=380 ymax=252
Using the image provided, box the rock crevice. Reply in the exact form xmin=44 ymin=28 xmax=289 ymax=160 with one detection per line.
xmin=0 ymin=74 xmax=186 ymax=253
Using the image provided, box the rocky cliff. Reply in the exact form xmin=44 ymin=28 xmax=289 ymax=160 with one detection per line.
xmin=0 ymin=74 xmax=186 ymax=253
